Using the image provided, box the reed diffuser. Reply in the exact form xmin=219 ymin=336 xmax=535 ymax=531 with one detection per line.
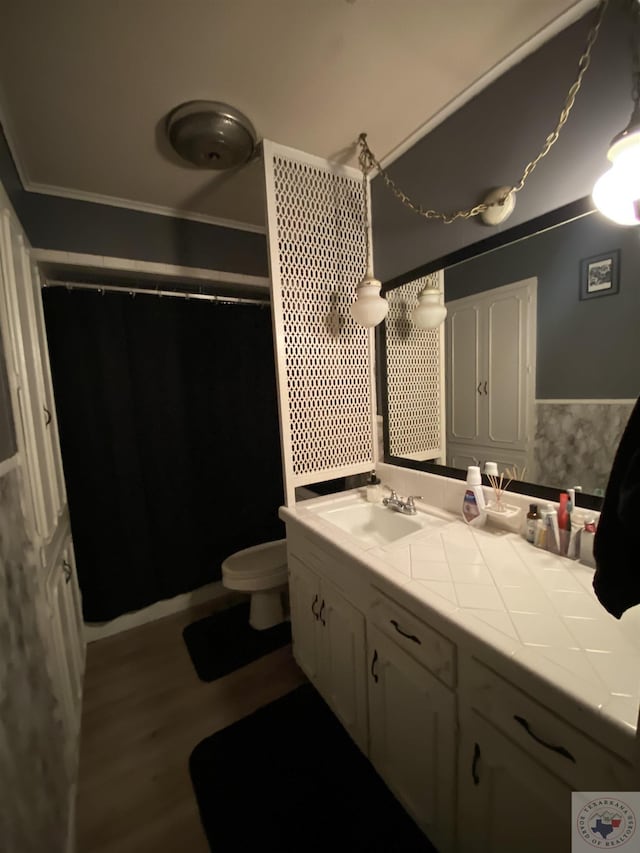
xmin=486 ymin=466 xmax=526 ymax=512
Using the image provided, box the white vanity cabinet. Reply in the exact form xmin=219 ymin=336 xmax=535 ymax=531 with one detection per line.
xmin=283 ymin=508 xmax=639 ymax=853
xmin=288 ymin=552 xmax=368 ymax=752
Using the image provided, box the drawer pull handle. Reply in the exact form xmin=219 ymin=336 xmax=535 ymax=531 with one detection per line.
xmin=390 ymin=619 xmax=421 ymax=645
xmin=63 ymin=560 xmax=72 ymax=584
xmin=44 ymin=405 xmax=52 ymax=426
xmin=371 ymin=649 xmax=379 ymax=683
xmin=471 ymin=742 xmax=481 ymax=785
xmin=319 ymin=599 xmax=326 ymax=627
xmin=513 ymin=715 xmax=576 ymax=763
xmin=311 ymin=594 xmax=319 ymax=620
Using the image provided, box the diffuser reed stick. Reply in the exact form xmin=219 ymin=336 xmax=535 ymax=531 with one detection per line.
xmin=487 ymin=472 xmax=512 ymax=510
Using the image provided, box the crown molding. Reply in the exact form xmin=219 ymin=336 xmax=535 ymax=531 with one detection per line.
xmin=21 ymin=179 xmax=267 ymax=234
xmin=379 ymin=0 xmax=598 ymax=169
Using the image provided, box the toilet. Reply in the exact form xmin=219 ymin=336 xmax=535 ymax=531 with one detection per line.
xmin=221 ymin=539 xmax=288 ymax=630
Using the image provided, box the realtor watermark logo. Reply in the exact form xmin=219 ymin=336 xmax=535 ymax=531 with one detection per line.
xmin=572 ymin=792 xmax=638 ymax=849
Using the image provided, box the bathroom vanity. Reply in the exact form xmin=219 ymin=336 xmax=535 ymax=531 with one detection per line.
xmin=280 ymin=483 xmax=640 ymax=853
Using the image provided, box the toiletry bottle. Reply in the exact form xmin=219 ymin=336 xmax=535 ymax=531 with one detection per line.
xmin=526 ymin=504 xmax=538 ymax=543
xmin=544 ymin=502 xmax=560 ymax=554
xmin=534 ymin=516 xmax=547 ymax=549
xmin=366 ymin=471 xmax=382 ymax=503
xmin=557 ymin=492 xmax=570 ymax=555
xmin=462 ymin=466 xmax=487 ymax=528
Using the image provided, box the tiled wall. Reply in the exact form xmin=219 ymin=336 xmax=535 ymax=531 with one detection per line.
xmin=0 ymin=468 xmax=69 ymax=852
xmin=534 ymin=402 xmax=634 ymax=495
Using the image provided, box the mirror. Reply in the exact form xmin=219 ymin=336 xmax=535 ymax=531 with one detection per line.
xmin=381 ymin=197 xmax=640 ymax=502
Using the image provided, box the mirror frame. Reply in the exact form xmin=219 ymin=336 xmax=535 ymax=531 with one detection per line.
xmin=378 ymin=195 xmax=604 ymax=512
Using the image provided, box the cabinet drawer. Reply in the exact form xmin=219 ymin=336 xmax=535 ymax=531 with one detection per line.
xmin=369 ymin=592 xmax=455 ymax=687
xmin=461 ymin=657 xmax=633 ymax=790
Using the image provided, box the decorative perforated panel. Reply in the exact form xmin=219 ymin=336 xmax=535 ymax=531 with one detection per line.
xmin=385 ymin=272 xmax=445 ymax=461
xmin=263 ymin=141 xmax=376 ymax=504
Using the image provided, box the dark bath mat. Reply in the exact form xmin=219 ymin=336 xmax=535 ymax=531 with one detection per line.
xmin=189 ymin=683 xmax=437 ymax=853
xmin=182 ymin=602 xmax=291 ymax=683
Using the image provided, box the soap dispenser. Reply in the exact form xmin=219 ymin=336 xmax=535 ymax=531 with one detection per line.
xmin=462 ymin=466 xmax=487 ymax=527
xmin=366 ymin=470 xmax=382 ymax=503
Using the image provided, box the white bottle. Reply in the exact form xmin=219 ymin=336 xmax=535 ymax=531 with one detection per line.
xmin=462 ymin=466 xmax=487 ymax=527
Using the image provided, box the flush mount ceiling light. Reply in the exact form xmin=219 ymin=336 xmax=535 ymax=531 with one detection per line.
xmin=166 ymin=101 xmax=257 ymax=170
xmin=350 ymin=137 xmax=389 ymax=328
xmin=593 ymin=1 xmax=640 ymax=225
xmin=412 ymin=279 xmax=448 ymax=329
xmin=357 ymin=0 xmax=609 ymax=231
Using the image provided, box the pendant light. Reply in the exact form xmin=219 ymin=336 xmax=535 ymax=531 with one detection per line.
xmin=350 ymin=139 xmax=388 ymax=328
xmin=593 ymin=1 xmax=640 ymax=225
xmin=412 ymin=278 xmax=447 ymax=329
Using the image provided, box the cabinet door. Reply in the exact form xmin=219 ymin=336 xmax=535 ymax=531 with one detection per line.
xmin=458 ymin=711 xmax=570 ymax=853
xmin=318 ymin=578 xmax=368 ymax=752
xmin=45 ymin=536 xmax=85 ymax=770
xmin=288 ymin=555 xmax=322 ymax=685
xmin=446 ymin=300 xmax=482 ymax=445
xmin=0 ymin=209 xmax=63 ymax=541
xmin=368 ymin=625 xmax=456 ymax=852
xmin=484 ymin=285 xmax=531 ymax=449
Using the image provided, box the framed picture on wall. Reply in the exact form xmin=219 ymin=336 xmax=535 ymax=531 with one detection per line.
xmin=579 ymin=250 xmax=620 ymax=300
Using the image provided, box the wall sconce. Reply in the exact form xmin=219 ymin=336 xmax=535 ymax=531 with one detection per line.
xmin=350 ymin=135 xmax=388 ymax=328
xmin=355 ymin=0 xmax=609 ymax=319
xmin=593 ymin=2 xmax=640 ymax=225
xmin=412 ymin=279 xmax=447 ymax=329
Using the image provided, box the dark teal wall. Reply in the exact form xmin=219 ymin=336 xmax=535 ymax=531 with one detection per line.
xmin=0 ymin=124 xmax=268 ymax=277
xmin=445 ymin=208 xmax=640 ymax=400
xmin=372 ymin=0 xmax=633 ymax=284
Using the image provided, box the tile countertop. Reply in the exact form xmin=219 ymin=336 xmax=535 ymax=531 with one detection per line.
xmin=281 ymin=489 xmax=640 ymax=761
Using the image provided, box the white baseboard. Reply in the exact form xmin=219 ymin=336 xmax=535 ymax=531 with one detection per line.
xmin=84 ymin=580 xmax=232 ymax=643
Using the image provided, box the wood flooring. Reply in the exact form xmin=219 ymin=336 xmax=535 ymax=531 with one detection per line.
xmin=76 ymin=597 xmax=305 ymax=853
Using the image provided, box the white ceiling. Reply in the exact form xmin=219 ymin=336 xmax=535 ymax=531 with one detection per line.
xmin=0 ymin=0 xmax=589 ymax=232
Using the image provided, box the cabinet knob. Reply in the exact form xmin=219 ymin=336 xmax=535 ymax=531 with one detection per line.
xmin=471 ymin=742 xmax=481 ymax=785
xmin=370 ymin=649 xmax=379 ymax=683
xmin=62 ymin=560 xmax=72 ymax=584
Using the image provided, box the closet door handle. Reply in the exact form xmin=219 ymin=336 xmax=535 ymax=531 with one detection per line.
xmin=390 ymin=619 xmax=421 ymax=645
xmin=471 ymin=742 xmax=481 ymax=785
xmin=483 ymin=381 xmax=488 ymax=395
xmin=311 ymin=593 xmax=319 ymax=620
xmin=513 ymin=715 xmax=576 ymax=763
xmin=477 ymin=382 xmax=482 ymax=395
xmin=63 ymin=560 xmax=72 ymax=584
xmin=44 ymin=405 xmax=52 ymax=426
xmin=370 ymin=649 xmax=379 ymax=683
xmin=318 ymin=599 xmax=326 ymax=626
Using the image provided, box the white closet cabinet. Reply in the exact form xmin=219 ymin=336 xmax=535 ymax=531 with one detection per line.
xmin=288 ymin=554 xmax=368 ymax=751
xmin=367 ymin=624 xmax=456 ymax=852
xmin=0 ymin=188 xmax=84 ymax=850
xmin=446 ymin=278 xmax=536 ymax=474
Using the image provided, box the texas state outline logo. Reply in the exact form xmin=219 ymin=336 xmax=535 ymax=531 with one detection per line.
xmin=574 ymin=795 xmax=636 ymax=848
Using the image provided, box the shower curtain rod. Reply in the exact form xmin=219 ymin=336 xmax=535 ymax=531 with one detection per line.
xmin=43 ymin=280 xmax=271 ymax=306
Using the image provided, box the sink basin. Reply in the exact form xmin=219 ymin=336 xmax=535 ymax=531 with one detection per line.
xmin=314 ymin=500 xmax=425 ymax=545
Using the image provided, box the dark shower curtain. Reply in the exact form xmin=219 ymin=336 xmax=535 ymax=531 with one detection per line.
xmin=43 ymin=288 xmax=285 ymax=622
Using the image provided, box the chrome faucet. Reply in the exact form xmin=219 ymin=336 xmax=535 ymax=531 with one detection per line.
xmin=382 ymin=490 xmax=422 ymax=516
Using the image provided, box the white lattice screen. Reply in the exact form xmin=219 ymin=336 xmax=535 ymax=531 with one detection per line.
xmin=385 ymin=272 xmax=445 ymax=461
xmin=263 ymin=141 xmax=376 ymax=505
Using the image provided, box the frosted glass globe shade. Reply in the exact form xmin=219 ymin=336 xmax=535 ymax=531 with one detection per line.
xmin=412 ymin=289 xmax=447 ymax=329
xmin=350 ymin=277 xmax=389 ymax=328
xmin=592 ymin=132 xmax=640 ymax=226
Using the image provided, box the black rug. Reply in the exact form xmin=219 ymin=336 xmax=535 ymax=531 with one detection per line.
xmin=189 ymin=683 xmax=437 ymax=852
xmin=182 ymin=602 xmax=291 ymax=682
